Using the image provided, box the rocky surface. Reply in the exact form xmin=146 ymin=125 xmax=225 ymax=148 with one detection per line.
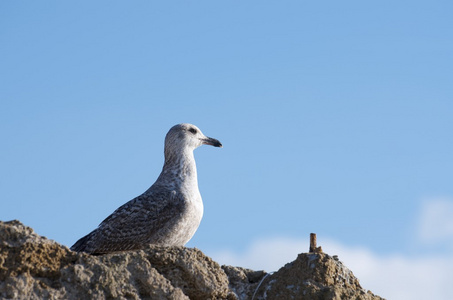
xmin=251 ymin=253 xmax=381 ymax=300
xmin=0 ymin=220 xmax=384 ymax=299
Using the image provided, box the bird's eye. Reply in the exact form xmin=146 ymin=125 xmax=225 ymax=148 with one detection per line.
xmin=188 ymin=128 xmax=197 ymax=134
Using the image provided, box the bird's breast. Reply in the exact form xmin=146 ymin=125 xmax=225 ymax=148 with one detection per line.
xmin=161 ymin=185 xmax=203 ymax=246
xmin=182 ymin=184 xmax=203 ymax=223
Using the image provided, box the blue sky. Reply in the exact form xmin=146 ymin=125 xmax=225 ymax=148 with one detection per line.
xmin=1 ymin=1 xmax=453 ymax=299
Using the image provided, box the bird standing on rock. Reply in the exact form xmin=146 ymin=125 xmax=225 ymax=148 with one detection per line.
xmin=71 ymin=123 xmax=222 ymax=254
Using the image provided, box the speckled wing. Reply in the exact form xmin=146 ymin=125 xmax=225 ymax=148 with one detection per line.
xmin=71 ymin=189 xmax=186 ymax=254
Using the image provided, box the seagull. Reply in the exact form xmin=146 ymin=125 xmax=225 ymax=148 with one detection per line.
xmin=70 ymin=123 xmax=222 ymax=254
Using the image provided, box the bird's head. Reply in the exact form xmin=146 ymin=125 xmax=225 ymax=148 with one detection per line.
xmin=164 ymin=124 xmax=222 ymax=156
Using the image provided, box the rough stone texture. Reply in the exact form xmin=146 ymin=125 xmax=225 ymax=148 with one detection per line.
xmin=0 ymin=220 xmax=187 ymax=300
xmin=252 ymin=253 xmax=383 ymax=300
xmin=0 ymin=220 xmax=384 ymax=300
xmin=222 ymin=266 xmax=267 ymax=299
xmin=144 ymin=247 xmax=234 ymax=299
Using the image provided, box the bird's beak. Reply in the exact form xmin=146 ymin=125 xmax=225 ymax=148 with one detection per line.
xmin=202 ymin=137 xmax=223 ymax=148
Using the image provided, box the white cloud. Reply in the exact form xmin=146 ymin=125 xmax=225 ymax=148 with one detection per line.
xmin=207 ymin=237 xmax=305 ymax=272
xmin=322 ymin=239 xmax=453 ymax=300
xmin=206 ymin=199 xmax=453 ymax=300
xmin=418 ymin=198 xmax=453 ymax=246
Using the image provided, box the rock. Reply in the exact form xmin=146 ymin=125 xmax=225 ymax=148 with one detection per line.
xmin=142 ymin=247 xmax=234 ymax=299
xmin=0 ymin=220 xmax=187 ymax=300
xmin=251 ymin=252 xmax=383 ymax=300
xmin=0 ymin=220 xmax=384 ymax=299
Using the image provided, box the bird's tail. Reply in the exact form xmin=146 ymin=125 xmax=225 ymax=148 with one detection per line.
xmin=70 ymin=230 xmax=96 ymax=253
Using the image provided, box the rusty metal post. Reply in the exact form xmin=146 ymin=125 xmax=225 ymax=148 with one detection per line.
xmin=309 ymin=233 xmax=317 ymax=253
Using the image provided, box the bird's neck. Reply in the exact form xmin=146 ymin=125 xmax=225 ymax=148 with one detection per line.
xmin=158 ymin=148 xmax=198 ymax=188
